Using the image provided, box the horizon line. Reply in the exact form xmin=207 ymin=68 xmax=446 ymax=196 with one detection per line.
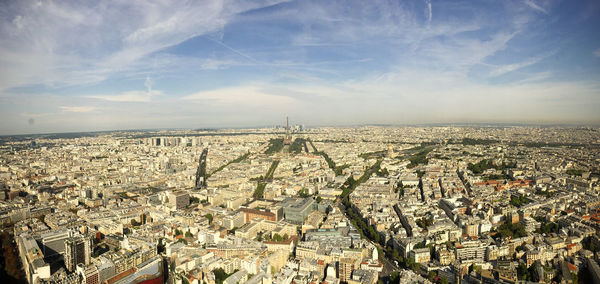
xmin=2 ymin=121 xmax=599 ymax=137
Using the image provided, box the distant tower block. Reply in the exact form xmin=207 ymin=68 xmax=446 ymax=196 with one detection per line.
xmin=283 ymin=116 xmax=293 ymax=145
xmin=387 ymin=145 xmax=394 ymax=158
xmin=64 ymin=236 xmax=91 ymax=272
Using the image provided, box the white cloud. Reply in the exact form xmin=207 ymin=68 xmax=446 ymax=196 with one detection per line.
xmin=144 ymin=76 xmax=153 ymax=93
xmin=12 ymin=15 xmax=24 ymax=30
xmin=173 ymin=68 xmax=600 ymax=125
xmin=3 ymin=70 xmax=599 ymax=135
xmin=417 ymin=31 xmax=519 ymax=73
xmin=488 ymin=52 xmax=551 ymax=77
xmin=524 ymin=0 xmax=548 ymax=14
xmin=594 ymin=48 xmax=600 ymax=57
xmin=88 ymin=90 xmax=162 ymax=102
xmin=0 ymin=0 xmax=289 ymax=91
xmin=182 ymin=86 xmax=296 ymax=108
xmin=60 ymin=106 xmax=96 ymax=113
xmin=425 ymin=0 xmax=432 ymax=24
xmin=1 ymin=0 xmax=598 ymax=134
xmin=200 ymin=58 xmax=239 ymax=70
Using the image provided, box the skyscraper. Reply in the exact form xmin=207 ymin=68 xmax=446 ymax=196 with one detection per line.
xmin=339 ymin=258 xmax=354 ymax=283
xmin=64 ymin=236 xmax=91 ymax=272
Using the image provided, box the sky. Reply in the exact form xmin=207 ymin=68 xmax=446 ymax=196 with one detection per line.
xmin=1 ymin=0 xmax=600 ymax=134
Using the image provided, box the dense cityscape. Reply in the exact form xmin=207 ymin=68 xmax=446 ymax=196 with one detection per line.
xmin=1 ymin=1 xmax=599 ymax=283
xmin=1 ymin=123 xmax=600 ymax=284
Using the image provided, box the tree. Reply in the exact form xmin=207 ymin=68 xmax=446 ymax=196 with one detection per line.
xmin=467 ymin=159 xmax=497 ymax=174
xmin=537 ymin=222 xmax=559 ymax=234
xmin=495 ymin=222 xmax=527 ymax=239
xmin=213 ymin=268 xmax=235 ymax=284
xmin=510 ymin=194 xmax=530 ymax=207
xmin=185 ymin=231 xmax=193 ymax=238
xmin=298 ymin=188 xmax=310 ymax=198
xmin=253 ymin=183 xmax=266 ymax=198
xmin=517 ymin=262 xmax=529 ymax=280
xmin=406 ymin=257 xmax=419 ymax=271
xmin=428 ymin=271 xmax=437 ymax=280
xmin=390 ymin=272 xmax=400 ymax=284
xmin=376 ymin=246 xmax=384 ymax=260
xmin=391 ymin=247 xmax=400 ymax=261
xmin=264 ymin=139 xmax=284 ymax=154
xmin=273 ymin=233 xmax=283 ymax=242
xmin=205 ymin=214 xmax=213 ymax=225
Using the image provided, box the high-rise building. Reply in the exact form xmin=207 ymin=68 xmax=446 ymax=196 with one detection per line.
xmin=64 ymin=236 xmax=92 ymax=272
xmin=168 ymin=191 xmax=190 ymax=210
xmin=339 ymin=258 xmax=354 ymax=283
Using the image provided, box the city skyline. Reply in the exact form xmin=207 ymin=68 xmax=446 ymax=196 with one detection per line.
xmin=3 ymin=125 xmax=600 ymax=283
xmin=1 ymin=0 xmax=600 ymax=135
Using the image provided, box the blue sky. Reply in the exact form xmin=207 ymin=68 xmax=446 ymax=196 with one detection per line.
xmin=1 ymin=0 xmax=599 ymax=134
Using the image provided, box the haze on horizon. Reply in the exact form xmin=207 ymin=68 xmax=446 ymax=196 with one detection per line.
xmin=1 ymin=0 xmax=600 ymax=135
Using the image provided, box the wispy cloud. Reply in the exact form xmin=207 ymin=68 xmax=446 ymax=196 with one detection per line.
xmin=175 ymin=70 xmax=600 ymax=126
xmin=200 ymin=58 xmax=239 ymax=70
xmin=425 ymin=0 xmax=432 ymax=24
xmin=208 ymin=37 xmax=264 ymax=65
xmin=0 ymin=0 xmax=289 ymax=91
xmin=594 ymin=48 xmax=600 ymax=57
xmin=144 ymin=76 xmax=153 ymax=93
xmin=88 ymin=90 xmax=162 ymax=103
xmin=524 ymin=0 xmax=548 ymax=14
xmin=182 ymin=86 xmax=295 ymax=108
xmin=488 ymin=52 xmax=552 ymax=77
xmin=60 ymin=106 xmax=96 ymax=113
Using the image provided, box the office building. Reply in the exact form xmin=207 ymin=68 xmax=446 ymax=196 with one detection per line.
xmin=64 ymin=236 xmax=92 ymax=272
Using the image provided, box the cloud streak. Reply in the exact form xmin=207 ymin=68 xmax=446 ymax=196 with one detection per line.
xmin=488 ymin=52 xmax=553 ymax=77
xmin=182 ymin=86 xmax=296 ymax=108
xmin=60 ymin=106 xmax=96 ymax=113
xmin=88 ymin=90 xmax=162 ymax=103
xmin=524 ymin=0 xmax=548 ymax=14
xmin=425 ymin=0 xmax=432 ymax=24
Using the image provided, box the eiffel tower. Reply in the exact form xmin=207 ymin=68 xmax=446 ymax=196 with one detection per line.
xmin=283 ymin=116 xmax=293 ymax=145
